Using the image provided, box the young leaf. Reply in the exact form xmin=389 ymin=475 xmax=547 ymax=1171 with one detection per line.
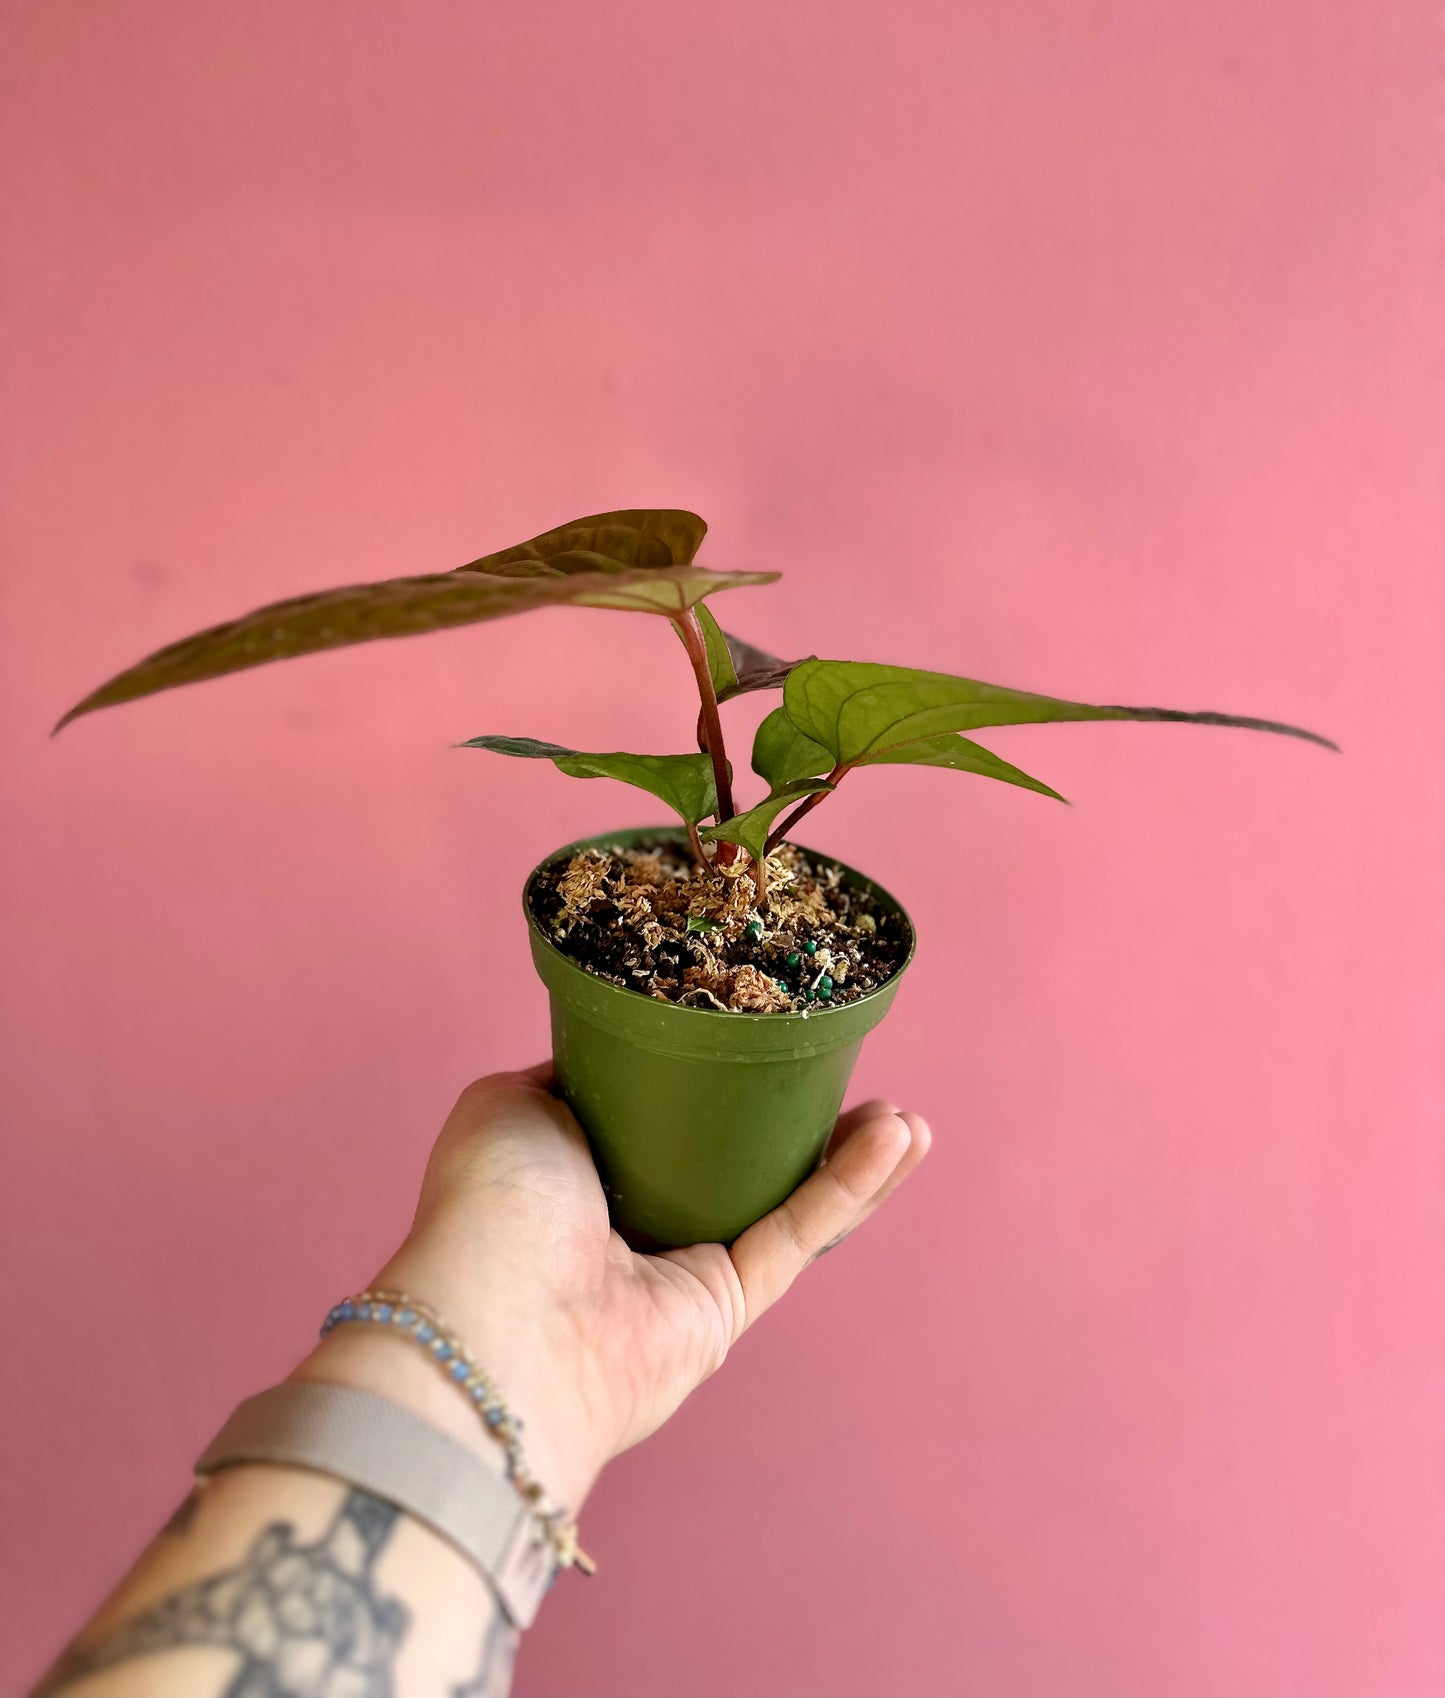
xmin=783 ymin=660 xmax=1339 ymax=765
xmin=688 ymin=605 xmax=740 ymax=698
xmin=699 ymin=777 xmax=835 ymax=861
xmin=855 ymin=733 xmax=1066 ymax=802
xmin=680 ymin=615 xmax=805 ymax=706
xmin=460 ymin=735 xmax=722 ymax=827
xmin=717 ymin=629 xmax=807 ymax=701
xmin=55 ymin=509 xmax=778 ymax=732
xmin=751 ymin=706 xmax=833 ymax=788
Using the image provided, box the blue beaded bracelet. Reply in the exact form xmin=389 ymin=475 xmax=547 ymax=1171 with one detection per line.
xmin=320 ymin=1287 xmax=594 ymax=1574
xmin=322 ymin=1297 xmax=511 ymax=1432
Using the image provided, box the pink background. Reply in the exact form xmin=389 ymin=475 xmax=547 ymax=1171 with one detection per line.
xmin=3 ymin=4 xmax=1442 ymax=1694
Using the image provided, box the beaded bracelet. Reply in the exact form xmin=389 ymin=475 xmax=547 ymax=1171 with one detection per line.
xmin=321 ymin=1288 xmax=595 ymax=1575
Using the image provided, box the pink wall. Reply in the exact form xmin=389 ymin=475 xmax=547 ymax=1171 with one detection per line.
xmin=3 ymin=4 xmax=1442 ymax=1693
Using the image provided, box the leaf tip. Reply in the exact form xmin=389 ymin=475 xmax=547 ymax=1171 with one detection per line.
xmin=1276 ymin=724 xmax=1341 ymax=754
xmin=1266 ymin=721 xmax=1341 ymax=754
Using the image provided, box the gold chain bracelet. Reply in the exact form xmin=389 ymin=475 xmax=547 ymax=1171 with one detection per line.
xmin=321 ymin=1287 xmax=595 ymax=1575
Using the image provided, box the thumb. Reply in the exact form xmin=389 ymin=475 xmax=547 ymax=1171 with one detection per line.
xmin=727 ymin=1111 xmax=911 ymax=1328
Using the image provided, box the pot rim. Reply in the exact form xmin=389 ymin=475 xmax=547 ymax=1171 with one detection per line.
xmin=523 ymin=823 xmax=916 ymax=1025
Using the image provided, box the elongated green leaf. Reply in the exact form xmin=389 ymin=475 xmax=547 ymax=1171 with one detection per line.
xmin=459 ymin=735 xmax=721 ymax=826
xmin=855 ymin=733 xmax=1066 ymax=802
xmin=784 ymin=660 xmax=1338 ymax=765
xmin=56 ymin=508 xmax=777 ymax=732
xmin=752 ymin=703 xmax=1061 ymax=819
xmin=751 ymin=706 xmax=833 ymax=788
xmin=700 ymin=777 xmax=834 ymax=861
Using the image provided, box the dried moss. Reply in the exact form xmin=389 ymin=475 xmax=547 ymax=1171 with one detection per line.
xmin=529 ymin=839 xmax=909 ymax=1012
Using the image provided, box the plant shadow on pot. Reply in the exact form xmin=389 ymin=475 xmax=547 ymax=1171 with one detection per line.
xmin=524 ymin=826 xmax=915 ymax=1250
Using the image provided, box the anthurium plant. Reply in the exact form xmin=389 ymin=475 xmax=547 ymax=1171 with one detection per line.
xmin=59 ymin=506 xmax=1336 ymax=1245
xmin=57 ymin=503 xmax=1332 ymax=870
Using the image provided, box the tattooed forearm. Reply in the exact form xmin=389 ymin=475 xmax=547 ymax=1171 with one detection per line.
xmin=37 ymin=1489 xmax=410 ymax=1698
xmin=158 ymin=1484 xmax=204 ymax=1538
xmin=449 ymin=1608 xmax=517 ymax=1698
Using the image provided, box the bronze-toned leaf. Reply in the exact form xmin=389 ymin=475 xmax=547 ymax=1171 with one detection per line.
xmin=455 ymin=508 xmax=709 ymax=575
xmin=56 ymin=509 xmax=777 ymax=731
xmin=717 ymin=629 xmax=808 ymax=701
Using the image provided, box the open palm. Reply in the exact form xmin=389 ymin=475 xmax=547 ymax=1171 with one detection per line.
xmin=377 ymin=1066 xmax=931 ymax=1509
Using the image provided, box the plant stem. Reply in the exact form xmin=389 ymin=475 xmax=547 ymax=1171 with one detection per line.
xmin=765 ymin=765 xmax=847 ymax=854
xmin=675 ymin=608 xmax=737 ymax=823
xmin=686 ymin=820 xmax=709 ymax=868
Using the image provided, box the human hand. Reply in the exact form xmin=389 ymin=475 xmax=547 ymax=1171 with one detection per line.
xmin=300 ymin=1065 xmax=930 ymax=1515
xmin=47 ymin=1071 xmax=930 ymax=1697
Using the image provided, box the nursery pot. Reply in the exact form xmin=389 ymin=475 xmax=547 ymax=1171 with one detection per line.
xmin=524 ymin=826 xmax=914 ymax=1248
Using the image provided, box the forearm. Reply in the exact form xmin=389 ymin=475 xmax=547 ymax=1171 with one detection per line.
xmin=31 ymin=1068 xmax=929 ymax=1697
xmin=34 ymin=1463 xmax=512 ymax=1698
xmin=36 ymin=1328 xmax=554 ymax=1698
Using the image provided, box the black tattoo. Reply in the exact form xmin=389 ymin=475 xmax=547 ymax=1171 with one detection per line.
xmin=449 ymin=1607 xmax=517 ymax=1698
xmin=39 ymin=1489 xmax=410 ymax=1698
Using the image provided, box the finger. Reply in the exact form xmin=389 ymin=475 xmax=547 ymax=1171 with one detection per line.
xmin=854 ymin=1109 xmax=931 ymax=1214
xmin=822 ymin=1097 xmax=900 ymax=1162
xmin=434 ymin=1066 xmax=572 ymax=1168
xmin=814 ymin=1111 xmax=932 ymax=1256
xmin=730 ymin=1112 xmax=910 ymax=1328
xmin=424 ymin=1066 xmax=597 ymax=1228
xmin=443 ymin=1064 xmax=553 ymax=1128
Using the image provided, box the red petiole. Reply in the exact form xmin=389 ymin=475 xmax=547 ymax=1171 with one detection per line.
xmin=765 ymin=765 xmax=848 ymax=855
xmin=675 ymin=608 xmax=739 ymax=865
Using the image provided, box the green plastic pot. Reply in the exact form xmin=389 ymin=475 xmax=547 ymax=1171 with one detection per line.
xmin=524 ymin=826 xmax=914 ymax=1248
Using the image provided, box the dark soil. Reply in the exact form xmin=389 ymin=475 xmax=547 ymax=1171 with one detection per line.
xmin=527 ymin=837 xmax=910 ymax=1012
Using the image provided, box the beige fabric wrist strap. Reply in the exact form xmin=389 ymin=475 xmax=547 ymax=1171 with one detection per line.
xmin=195 ymin=1381 xmax=555 ymax=1628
